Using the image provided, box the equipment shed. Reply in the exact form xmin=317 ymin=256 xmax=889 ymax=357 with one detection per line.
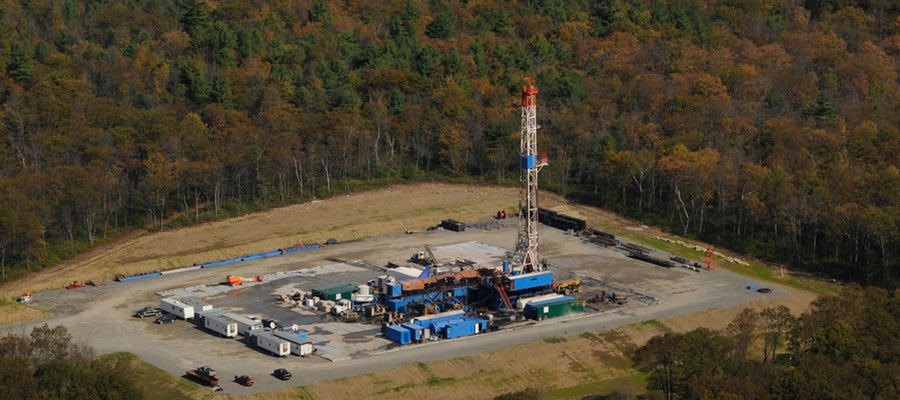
xmin=312 ymin=284 xmax=357 ymax=301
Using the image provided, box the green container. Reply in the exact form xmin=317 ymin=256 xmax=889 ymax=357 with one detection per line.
xmin=312 ymin=284 xmax=357 ymax=301
xmin=532 ymin=301 xmax=584 ymax=320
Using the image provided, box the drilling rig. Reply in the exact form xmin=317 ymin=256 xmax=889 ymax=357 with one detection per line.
xmin=514 ymin=77 xmax=548 ymax=274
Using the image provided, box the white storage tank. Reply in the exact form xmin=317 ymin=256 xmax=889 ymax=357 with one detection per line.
xmin=203 ymin=313 xmax=238 ymax=338
xmin=160 ymin=298 xmax=195 ymax=320
xmin=357 ymin=284 xmax=370 ymax=296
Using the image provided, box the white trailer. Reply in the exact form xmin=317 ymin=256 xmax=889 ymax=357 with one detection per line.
xmin=252 ymin=331 xmax=290 ymax=357
xmin=515 ymin=293 xmax=564 ymax=310
xmin=160 ymin=298 xmax=195 ymax=320
xmin=222 ymin=313 xmax=262 ymax=336
xmin=203 ymin=313 xmax=238 ymax=338
xmin=274 ymin=331 xmax=315 ymax=356
xmin=178 ymin=297 xmax=214 ymax=313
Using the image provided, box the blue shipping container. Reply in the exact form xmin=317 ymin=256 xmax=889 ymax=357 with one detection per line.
xmin=442 ymin=317 xmax=488 ymax=339
xmin=384 ymin=325 xmax=411 ymax=344
xmin=401 ymin=323 xmax=425 ymax=342
xmin=509 ymin=271 xmax=554 ymax=292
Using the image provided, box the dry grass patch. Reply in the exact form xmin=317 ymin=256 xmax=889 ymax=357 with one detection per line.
xmin=0 ymin=184 xmax=517 ymax=299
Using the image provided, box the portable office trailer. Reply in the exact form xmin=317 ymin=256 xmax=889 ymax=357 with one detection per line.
xmin=273 ymin=331 xmax=314 ymax=356
xmin=178 ymin=297 xmax=213 ymax=313
xmin=203 ymin=313 xmax=238 ymax=337
xmin=222 ymin=313 xmax=263 ymax=336
xmin=251 ymin=330 xmax=291 ymax=357
xmin=159 ymin=298 xmax=195 ymax=320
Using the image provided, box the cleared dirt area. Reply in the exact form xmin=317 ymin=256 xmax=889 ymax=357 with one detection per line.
xmin=0 ymin=184 xmax=518 ymax=299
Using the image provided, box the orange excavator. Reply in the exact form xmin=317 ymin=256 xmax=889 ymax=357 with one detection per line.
xmin=226 ymin=275 xmax=264 ymax=286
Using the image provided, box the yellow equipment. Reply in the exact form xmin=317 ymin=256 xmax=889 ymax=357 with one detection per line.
xmin=554 ymin=279 xmax=582 ymax=294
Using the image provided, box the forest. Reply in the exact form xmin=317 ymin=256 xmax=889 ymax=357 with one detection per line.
xmin=632 ymin=286 xmax=900 ymax=400
xmin=0 ymin=1 xmax=897 ymax=286
xmin=0 ymin=325 xmax=141 ymax=399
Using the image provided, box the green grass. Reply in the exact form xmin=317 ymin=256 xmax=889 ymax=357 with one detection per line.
xmin=545 ymin=372 xmax=649 ymax=400
xmin=543 ymin=336 xmax=567 ymax=343
xmin=97 ymin=352 xmax=207 ymax=400
xmin=639 ymin=319 xmax=660 ymax=326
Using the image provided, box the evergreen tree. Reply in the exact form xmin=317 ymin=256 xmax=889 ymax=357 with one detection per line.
xmin=426 ymin=10 xmax=457 ymax=39
xmin=177 ymin=0 xmax=209 ymax=37
xmin=7 ymin=43 xmax=33 ymax=85
xmin=308 ymin=0 xmax=330 ymax=23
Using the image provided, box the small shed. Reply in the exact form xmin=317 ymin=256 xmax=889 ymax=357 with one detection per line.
xmin=312 ymin=283 xmax=357 ymax=301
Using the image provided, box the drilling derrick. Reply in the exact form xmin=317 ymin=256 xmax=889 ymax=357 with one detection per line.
xmin=515 ymin=77 xmax=547 ymax=273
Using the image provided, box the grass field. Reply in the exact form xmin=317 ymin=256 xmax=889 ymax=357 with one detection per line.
xmin=98 ymin=353 xmax=208 ymax=400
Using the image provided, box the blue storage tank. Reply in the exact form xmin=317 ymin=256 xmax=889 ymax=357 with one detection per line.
xmin=384 ymin=325 xmax=411 ymax=344
xmin=508 ymin=271 xmax=554 ymax=292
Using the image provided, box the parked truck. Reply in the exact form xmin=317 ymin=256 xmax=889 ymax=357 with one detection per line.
xmin=186 ymin=366 xmax=219 ymax=386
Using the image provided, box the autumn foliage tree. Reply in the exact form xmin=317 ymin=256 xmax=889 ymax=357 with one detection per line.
xmin=0 ymin=1 xmax=897 ymax=286
xmin=634 ymin=286 xmax=900 ymax=400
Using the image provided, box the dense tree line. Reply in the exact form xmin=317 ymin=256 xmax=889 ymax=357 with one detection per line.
xmin=0 ymin=1 xmax=897 ymax=285
xmin=633 ymin=286 xmax=900 ymax=400
xmin=0 ymin=325 xmax=141 ymax=399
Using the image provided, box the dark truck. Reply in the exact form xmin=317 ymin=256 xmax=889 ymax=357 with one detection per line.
xmin=234 ymin=375 xmax=254 ymax=386
xmin=273 ymin=368 xmax=292 ymax=380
